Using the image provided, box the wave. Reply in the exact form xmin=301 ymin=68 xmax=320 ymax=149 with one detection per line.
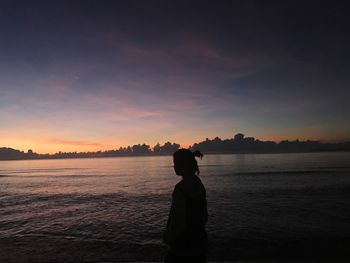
xmin=3 ymin=168 xmax=87 ymax=174
xmin=231 ymin=170 xmax=350 ymax=176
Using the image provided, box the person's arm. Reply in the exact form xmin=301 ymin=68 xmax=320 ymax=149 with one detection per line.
xmin=163 ymin=187 xmax=186 ymax=245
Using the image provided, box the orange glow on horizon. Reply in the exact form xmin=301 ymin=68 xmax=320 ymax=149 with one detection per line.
xmin=0 ymin=137 xmax=194 ymax=154
xmin=1 ymin=125 xmax=349 ymax=154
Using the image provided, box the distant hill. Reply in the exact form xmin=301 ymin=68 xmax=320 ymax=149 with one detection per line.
xmin=0 ymin=147 xmax=34 ymax=160
xmin=1 ymin=134 xmax=350 ymax=160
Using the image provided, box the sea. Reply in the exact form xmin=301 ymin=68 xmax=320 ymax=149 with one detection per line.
xmin=1 ymin=152 xmax=350 ymax=262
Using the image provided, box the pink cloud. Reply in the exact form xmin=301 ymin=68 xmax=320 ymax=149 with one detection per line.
xmin=104 ymin=32 xmax=261 ymax=70
xmin=48 ymin=139 xmax=103 ymax=147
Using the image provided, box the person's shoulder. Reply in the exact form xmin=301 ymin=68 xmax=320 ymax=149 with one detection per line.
xmin=174 ymin=181 xmax=185 ymax=194
xmin=178 ymin=176 xmax=206 ymax=199
xmin=175 ymin=179 xmax=185 ymax=188
xmin=172 ymin=183 xmax=187 ymax=202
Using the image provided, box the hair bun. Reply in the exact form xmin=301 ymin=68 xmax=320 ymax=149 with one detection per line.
xmin=192 ymin=150 xmax=204 ymax=159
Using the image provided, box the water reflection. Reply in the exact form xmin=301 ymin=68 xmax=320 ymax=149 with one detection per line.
xmin=1 ymin=153 xmax=350 ymax=260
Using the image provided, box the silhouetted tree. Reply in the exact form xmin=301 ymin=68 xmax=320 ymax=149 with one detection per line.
xmin=160 ymin=142 xmax=180 ymax=153
xmin=234 ymin=133 xmax=244 ymax=142
xmin=131 ymin=144 xmax=151 ymax=154
xmin=153 ymin=143 xmax=161 ymax=153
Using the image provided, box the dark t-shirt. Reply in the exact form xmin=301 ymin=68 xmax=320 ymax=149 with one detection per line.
xmin=168 ymin=178 xmax=208 ymax=256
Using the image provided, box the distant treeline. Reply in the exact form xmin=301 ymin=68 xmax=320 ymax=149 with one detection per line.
xmin=0 ymin=142 xmax=181 ymax=160
xmin=1 ymin=133 xmax=350 ymax=160
xmin=190 ymin=133 xmax=350 ymax=154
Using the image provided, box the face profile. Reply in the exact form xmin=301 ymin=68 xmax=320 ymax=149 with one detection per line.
xmin=173 ymin=163 xmax=185 ymax=176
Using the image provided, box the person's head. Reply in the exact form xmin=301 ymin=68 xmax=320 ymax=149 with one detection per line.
xmin=173 ymin=149 xmax=204 ymax=176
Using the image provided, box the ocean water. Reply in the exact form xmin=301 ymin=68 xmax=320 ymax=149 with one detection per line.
xmin=1 ymin=152 xmax=350 ymax=261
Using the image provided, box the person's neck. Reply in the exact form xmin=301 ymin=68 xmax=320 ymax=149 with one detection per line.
xmin=182 ymin=173 xmax=196 ymax=179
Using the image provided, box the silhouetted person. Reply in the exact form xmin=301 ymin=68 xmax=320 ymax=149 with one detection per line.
xmin=163 ymin=149 xmax=208 ymax=263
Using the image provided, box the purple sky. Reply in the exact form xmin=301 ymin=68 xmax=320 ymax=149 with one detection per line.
xmin=1 ymin=1 xmax=350 ymax=153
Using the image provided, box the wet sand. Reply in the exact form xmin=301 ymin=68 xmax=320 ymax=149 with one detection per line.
xmin=0 ymin=236 xmax=165 ymax=262
xmin=1 ymin=236 xmax=349 ymax=262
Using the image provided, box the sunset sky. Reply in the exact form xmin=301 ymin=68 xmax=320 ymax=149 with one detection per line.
xmin=1 ymin=1 xmax=350 ymax=153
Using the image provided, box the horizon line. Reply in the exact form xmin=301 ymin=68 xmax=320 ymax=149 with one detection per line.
xmin=2 ymin=134 xmax=350 ymax=155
